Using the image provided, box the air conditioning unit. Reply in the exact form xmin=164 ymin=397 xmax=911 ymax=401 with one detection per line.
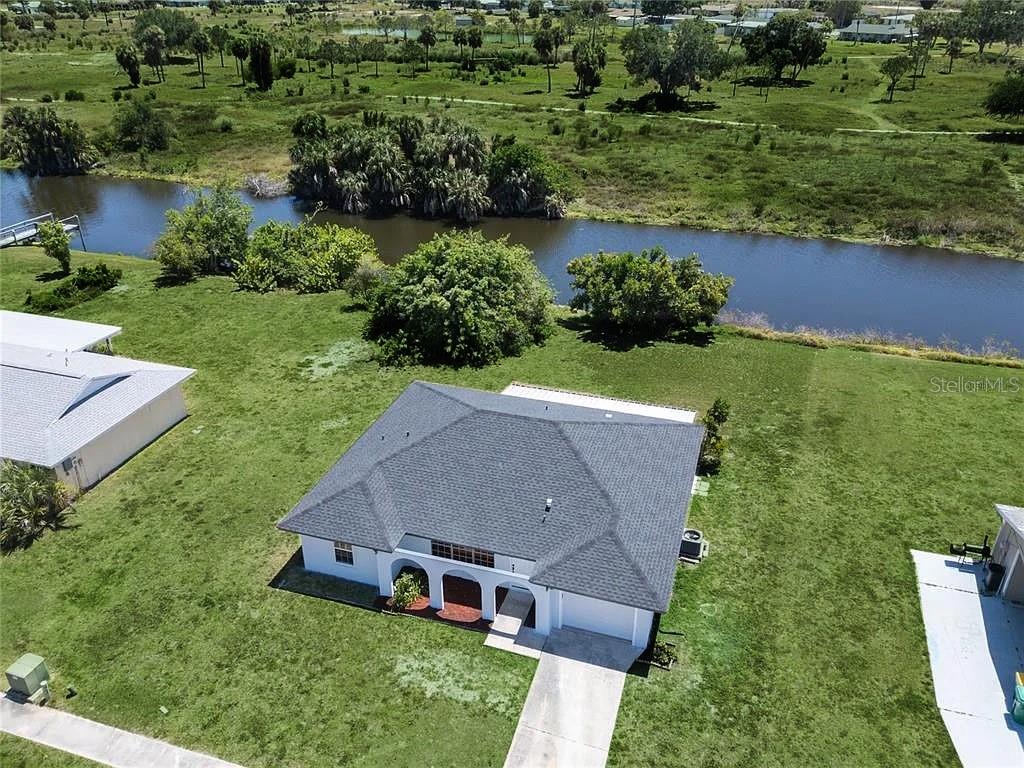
xmin=679 ymin=528 xmax=708 ymax=564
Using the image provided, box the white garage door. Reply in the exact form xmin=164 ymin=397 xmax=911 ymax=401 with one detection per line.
xmin=561 ymin=591 xmax=635 ymax=641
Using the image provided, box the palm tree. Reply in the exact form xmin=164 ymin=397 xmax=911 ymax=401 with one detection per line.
xmin=364 ymin=139 xmax=410 ymax=210
xmin=418 ymin=24 xmax=436 ymax=71
xmin=333 ymin=170 xmax=368 ymax=213
xmin=445 ymin=169 xmax=489 ymax=223
xmin=418 ymin=167 xmax=449 ymax=217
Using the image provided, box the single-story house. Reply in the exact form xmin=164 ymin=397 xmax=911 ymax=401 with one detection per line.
xmin=993 ymin=503 xmax=1024 ymax=603
xmin=278 ymin=381 xmax=703 ymax=648
xmin=0 ymin=313 xmax=194 ymax=490
xmin=837 ymin=21 xmax=912 ymax=43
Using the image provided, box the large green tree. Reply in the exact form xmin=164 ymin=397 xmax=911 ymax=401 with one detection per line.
xmin=621 ymin=20 xmax=726 ymax=99
xmin=366 ymin=231 xmax=554 ymax=366
xmin=880 ymin=54 xmax=912 ymax=102
xmin=132 ymin=8 xmax=198 ymax=49
xmin=741 ymin=13 xmax=826 ymax=81
xmin=566 ymin=247 xmax=733 ymax=337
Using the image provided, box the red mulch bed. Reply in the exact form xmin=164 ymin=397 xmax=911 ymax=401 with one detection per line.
xmin=376 ymin=574 xmax=491 ymax=633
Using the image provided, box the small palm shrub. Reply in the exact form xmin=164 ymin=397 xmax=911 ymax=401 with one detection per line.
xmin=0 ymin=461 xmax=75 ymax=553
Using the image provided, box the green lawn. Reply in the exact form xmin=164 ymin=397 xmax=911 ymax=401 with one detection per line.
xmin=2 ymin=246 xmax=1022 ymax=767
xmin=3 ymin=10 xmax=1023 ymax=257
xmin=0 ymin=735 xmax=101 ymax=767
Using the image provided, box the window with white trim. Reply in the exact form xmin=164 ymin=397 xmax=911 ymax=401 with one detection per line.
xmin=430 ymin=539 xmax=494 ymax=568
xmin=334 ymin=540 xmax=354 ymax=564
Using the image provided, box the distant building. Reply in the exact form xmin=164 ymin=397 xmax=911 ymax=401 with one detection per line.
xmin=837 ymin=20 xmax=913 ymax=43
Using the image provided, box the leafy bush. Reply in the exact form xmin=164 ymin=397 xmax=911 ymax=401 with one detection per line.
xmin=297 ymin=224 xmax=380 ymax=294
xmin=37 ymin=220 xmax=71 ymax=274
xmin=154 ymin=185 xmax=252 ymax=282
xmin=111 ymin=100 xmax=169 ymax=151
xmin=0 ymin=461 xmax=75 ymax=554
xmin=25 ymin=262 xmax=122 ymax=313
xmin=698 ymin=397 xmax=730 ymax=475
xmin=64 ymin=89 xmax=85 ymax=101
xmin=344 ymin=260 xmax=388 ymax=305
xmin=391 ymin=571 xmax=425 ymax=610
xmin=567 ymin=247 xmax=734 ymax=338
xmin=366 ymin=231 xmax=554 ymax=367
xmin=233 ymin=221 xmax=381 ymax=294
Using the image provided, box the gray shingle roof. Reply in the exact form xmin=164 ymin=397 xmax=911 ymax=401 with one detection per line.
xmin=0 ymin=343 xmax=195 ymax=467
xmin=279 ymin=381 xmax=704 ymax=612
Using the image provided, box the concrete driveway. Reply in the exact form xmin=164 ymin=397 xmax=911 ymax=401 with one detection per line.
xmin=912 ymin=550 xmax=1024 ymax=768
xmin=503 ymin=628 xmax=641 ymax=768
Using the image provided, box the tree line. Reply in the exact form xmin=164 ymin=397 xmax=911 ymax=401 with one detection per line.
xmin=288 ymin=110 xmax=572 ymax=222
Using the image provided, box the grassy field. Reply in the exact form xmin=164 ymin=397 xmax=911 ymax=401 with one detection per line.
xmin=2 ymin=245 xmax=1022 ymax=767
xmin=2 ymin=7 xmax=1023 ymax=257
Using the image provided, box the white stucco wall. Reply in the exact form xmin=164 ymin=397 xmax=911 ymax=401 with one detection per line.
xmin=297 ymin=537 xmax=655 ymax=646
xmin=300 ymin=535 xmax=379 ymax=586
xmin=55 ymin=386 xmax=187 ymax=490
xmin=556 ymin=590 xmax=654 ymax=647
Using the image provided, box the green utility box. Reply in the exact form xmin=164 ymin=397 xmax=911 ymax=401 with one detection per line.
xmin=1013 ymin=685 xmax=1024 ymax=726
xmin=5 ymin=653 xmax=49 ymax=698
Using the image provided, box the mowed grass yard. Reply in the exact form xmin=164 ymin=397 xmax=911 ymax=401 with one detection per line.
xmin=2 ymin=246 xmax=1022 ymax=767
xmin=3 ymin=10 xmax=1024 ymax=256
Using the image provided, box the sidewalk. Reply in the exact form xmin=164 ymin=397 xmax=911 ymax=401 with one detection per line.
xmin=1 ymin=696 xmax=243 ymax=768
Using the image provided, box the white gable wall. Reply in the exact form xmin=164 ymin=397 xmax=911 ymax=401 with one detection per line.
xmin=55 ymin=386 xmax=188 ymax=490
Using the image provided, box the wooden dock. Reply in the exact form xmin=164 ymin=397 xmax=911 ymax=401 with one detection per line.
xmin=0 ymin=212 xmax=84 ymax=249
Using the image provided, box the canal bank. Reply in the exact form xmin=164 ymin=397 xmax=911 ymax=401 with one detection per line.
xmin=3 ymin=170 xmax=1023 ymax=351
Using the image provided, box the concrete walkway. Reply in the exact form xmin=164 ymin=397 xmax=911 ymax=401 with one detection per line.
xmin=485 ymin=589 xmax=544 ymax=660
xmin=0 ymin=696 xmax=243 ymax=768
xmin=504 ymin=628 xmax=640 ymax=768
xmin=911 ymin=551 xmax=1024 ymax=768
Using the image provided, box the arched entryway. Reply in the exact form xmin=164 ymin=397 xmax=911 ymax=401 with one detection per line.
xmin=390 ymin=557 xmax=430 ymax=610
xmin=439 ymin=569 xmax=482 ymax=623
xmin=495 ymin=583 xmax=537 ymax=628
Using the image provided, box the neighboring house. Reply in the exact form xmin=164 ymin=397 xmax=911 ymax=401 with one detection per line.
xmin=278 ymin=381 xmax=703 ymax=648
xmin=993 ymin=503 xmax=1024 ymax=603
xmin=0 ymin=313 xmax=194 ymax=490
xmin=837 ymin=21 xmax=912 ymax=43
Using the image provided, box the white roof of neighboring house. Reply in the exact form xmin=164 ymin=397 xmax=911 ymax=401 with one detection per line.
xmin=502 ymin=382 xmax=697 ymax=423
xmin=0 ymin=343 xmax=194 ymax=468
xmin=1 ymin=310 xmax=121 ymax=352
